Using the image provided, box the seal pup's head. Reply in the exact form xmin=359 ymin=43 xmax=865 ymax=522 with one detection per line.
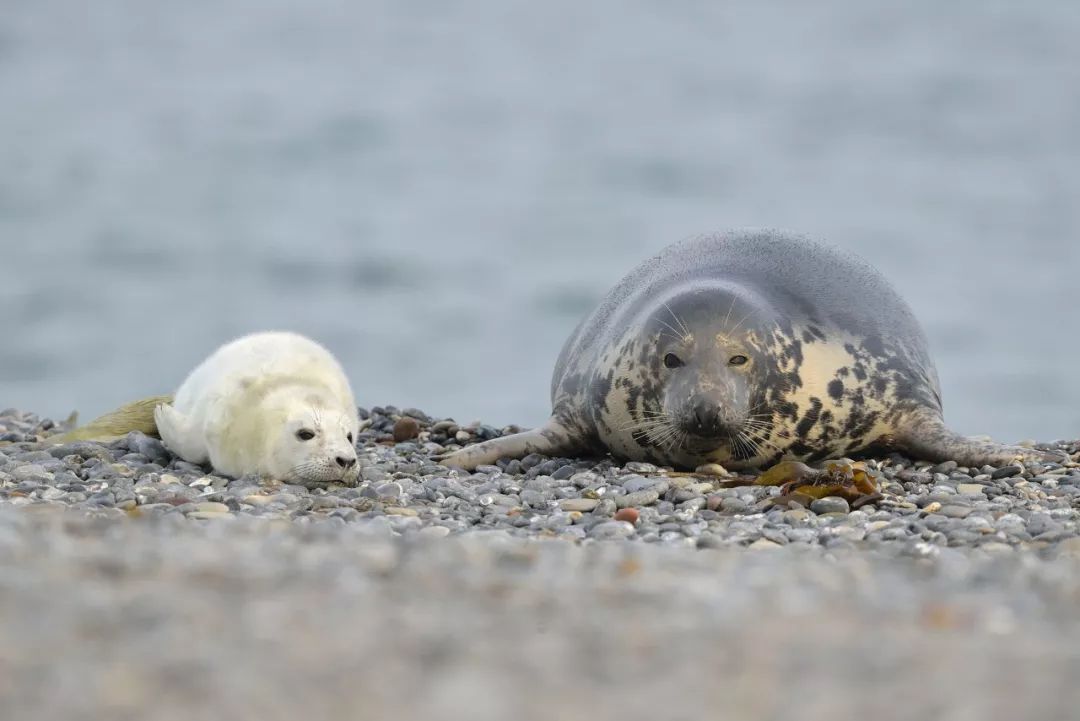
xmin=638 ymin=287 xmax=773 ymax=460
xmin=238 ymin=384 xmax=360 ymax=485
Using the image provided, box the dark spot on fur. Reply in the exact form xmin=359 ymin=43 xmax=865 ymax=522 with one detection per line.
xmin=827 ymin=379 xmax=844 ymax=401
xmin=795 ymin=397 xmax=823 ymax=438
xmin=863 ymin=334 xmax=885 ymax=357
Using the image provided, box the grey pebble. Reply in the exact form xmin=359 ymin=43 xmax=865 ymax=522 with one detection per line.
xmin=589 ymin=521 xmax=637 ymax=540
xmin=810 ymin=497 xmax=850 ymax=515
xmin=615 ymin=490 xmax=660 ymax=508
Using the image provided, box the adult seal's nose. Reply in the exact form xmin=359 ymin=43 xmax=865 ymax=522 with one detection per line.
xmin=336 ymin=456 xmax=356 ymax=469
xmin=689 ymin=398 xmax=722 ymax=434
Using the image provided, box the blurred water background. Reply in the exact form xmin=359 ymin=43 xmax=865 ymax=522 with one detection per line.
xmin=0 ymin=0 xmax=1077 ymax=442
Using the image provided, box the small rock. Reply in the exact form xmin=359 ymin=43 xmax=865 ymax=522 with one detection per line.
xmin=393 ymin=417 xmax=421 ymax=442
xmin=589 ymin=521 xmax=636 ymax=540
xmin=614 ymin=508 xmax=640 ymax=524
xmin=187 ymin=511 xmax=233 ymax=520
xmin=810 ymin=497 xmax=850 ymax=515
xmin=558 ymin=498 xmax=599 ymax=512
xmin=375 ymin=482 xmax=403 ymax=499
xmin=615 ymin=490 xmax=660 ymax=508
xmin=189 ymin=502 xmax=229 ymax=514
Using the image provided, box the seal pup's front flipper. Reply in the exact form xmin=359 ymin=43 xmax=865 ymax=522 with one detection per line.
xmin=45 ymin=394 xmax=175 ymax=445
xmin=896 ymin=411 xmax=1067 ymax=467
xmin=439 ymin=417 xmax=586 ymax=470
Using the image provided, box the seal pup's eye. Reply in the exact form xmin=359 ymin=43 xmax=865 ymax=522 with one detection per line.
xmin=729 ymin=355 xmax=749 ymax=366
xmin=296 ymin=429 xmax=316 ymax=441
xmin=663 ymin=353 xmax=684 ymax=369
xmin=347 ymin=432 xmax=354 ymax=444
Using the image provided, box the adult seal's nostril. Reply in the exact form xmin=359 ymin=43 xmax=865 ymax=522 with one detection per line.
xmin=336 ymin=456 xmax=356 ymax=469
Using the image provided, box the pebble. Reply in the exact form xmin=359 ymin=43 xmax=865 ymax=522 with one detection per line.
xmin=559 ymin=498 xmax=599 ymax=512
xmin=810 ymin=497 xmax=850 ymax=515
xmin=956 ymin=484 xmax=987 ymax=495
xmin=615 ymin=490 xmax=660 ymax=508
xmin=589 ymin=521 xmax=636 ymax=540
xmin=393 ymin=417 xmax=421 ymax=442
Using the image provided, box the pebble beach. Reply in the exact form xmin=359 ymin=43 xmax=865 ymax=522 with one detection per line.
xmin=2 ymin=405 xmax=1080 ymax=720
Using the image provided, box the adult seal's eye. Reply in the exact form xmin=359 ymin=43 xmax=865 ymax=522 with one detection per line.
xmin=296 ymin=429 xmax=316 ymax=441
xmin=729 ymin=355 xmax=749 ymax=366
xmin=663 ymin=353 xmax=684 ymax=369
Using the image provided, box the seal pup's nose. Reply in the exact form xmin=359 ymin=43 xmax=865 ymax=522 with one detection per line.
xmin=336 ymin=456 xmax=356 ymax=469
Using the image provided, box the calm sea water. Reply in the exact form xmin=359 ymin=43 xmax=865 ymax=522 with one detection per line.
xmin=1 ymin=0 xmax=1078 ymax=442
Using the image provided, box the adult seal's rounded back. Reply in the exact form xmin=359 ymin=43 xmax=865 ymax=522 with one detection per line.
xmin=443 ymin=229 xmax=1053 ymax=470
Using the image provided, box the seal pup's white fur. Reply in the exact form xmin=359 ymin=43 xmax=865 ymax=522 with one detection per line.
xmin=154 ymin=331 xmax=361 ymax=485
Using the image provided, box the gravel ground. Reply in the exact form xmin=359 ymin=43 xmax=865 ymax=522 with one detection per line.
xmin=2 ymin=406 xmax=1080 ymax=721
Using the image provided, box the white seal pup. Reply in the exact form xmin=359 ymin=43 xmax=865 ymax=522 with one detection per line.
xmin=154 ymin=331 xmax=361 ymax=485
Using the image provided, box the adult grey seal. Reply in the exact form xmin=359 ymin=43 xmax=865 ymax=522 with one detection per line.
xmin=443 ymin=229 xmax=1054 ymax=470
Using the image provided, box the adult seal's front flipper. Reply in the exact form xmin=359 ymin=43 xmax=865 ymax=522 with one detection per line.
xmin=439 ymin=417 xmax=587 ymax=470
xmin=45 ymin=394 xmax=174 ymax=445
xmin=897 ymin=411 xmax=1068 ymax=467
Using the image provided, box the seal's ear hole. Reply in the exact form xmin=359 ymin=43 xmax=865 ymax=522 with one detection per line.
xmin=728 ymin=355 xmax=749 ymax=366
xmin=663 ymin=353 xmax=684 ymax=369
xmin=296 ymin=429 xmax=316 ymax=441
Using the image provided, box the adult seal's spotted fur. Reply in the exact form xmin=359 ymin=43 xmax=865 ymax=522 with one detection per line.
xmin=443 ymin=230 xmax=1055 ymax=471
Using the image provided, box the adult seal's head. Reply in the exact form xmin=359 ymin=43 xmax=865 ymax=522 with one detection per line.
xmin=442 ymin=229 xmax=1057 ymax=470
xmin=153 ymin=331 xmax=361 ymax=486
